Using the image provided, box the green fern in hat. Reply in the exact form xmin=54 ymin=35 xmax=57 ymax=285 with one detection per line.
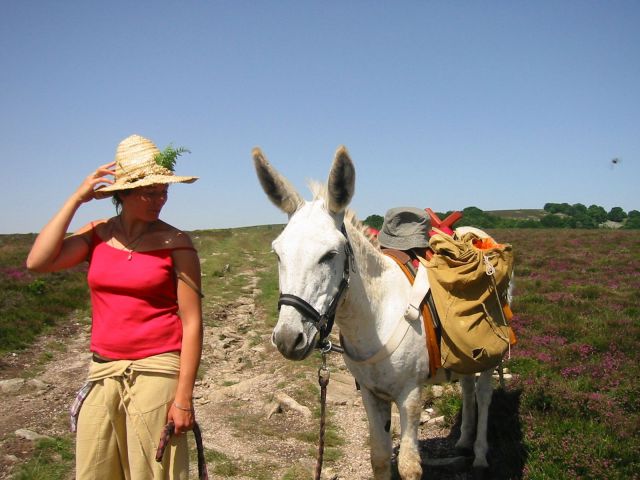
xmin=154 ymin=144 xmax=191 ymax=172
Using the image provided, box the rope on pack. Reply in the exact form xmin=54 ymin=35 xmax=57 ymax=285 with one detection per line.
xmin=483 ymin=254 xmax=511 ymax=360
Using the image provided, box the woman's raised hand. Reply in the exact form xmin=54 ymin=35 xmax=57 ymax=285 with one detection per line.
xmin=26 ymin=161 xmax=117 ymax=272
xmin=75 ymin=161 xmax=116 ymax=203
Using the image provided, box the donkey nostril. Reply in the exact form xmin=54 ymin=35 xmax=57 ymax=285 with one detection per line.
xmin=273 ymin=324 xmax=310 ymax=358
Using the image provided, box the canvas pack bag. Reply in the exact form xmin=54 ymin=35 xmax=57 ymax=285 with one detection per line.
xmin=425 ymin=230 xmax=515 ymax=374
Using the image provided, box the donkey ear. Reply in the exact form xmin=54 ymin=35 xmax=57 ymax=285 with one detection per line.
xmin=253 ymin=147 xmax=303 ymax=215
xmin=327 ymin=145 xmax=355 ymax=214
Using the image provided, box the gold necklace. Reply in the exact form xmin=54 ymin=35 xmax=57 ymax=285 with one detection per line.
xmin=118 ymin=216 xmax=151 ymax=261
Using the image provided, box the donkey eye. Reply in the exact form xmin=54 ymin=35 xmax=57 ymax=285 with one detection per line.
xmin=319 ymin=251 xmax=338 ymax=264
xmin=271 ymin=249 xmax=281 ymax=263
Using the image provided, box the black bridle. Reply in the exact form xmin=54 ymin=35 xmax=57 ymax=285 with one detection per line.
xmin=277 ymin=224 xmax=352 ymax=351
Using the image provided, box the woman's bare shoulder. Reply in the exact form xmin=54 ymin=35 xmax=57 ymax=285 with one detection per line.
xmin=155 ymin=221 xmax=195 ymax=250
xmin=73 ymin=218 xmax=113 ymax=238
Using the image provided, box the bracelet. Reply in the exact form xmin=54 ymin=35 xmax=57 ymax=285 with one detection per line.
xmin=173 ymin=402 xmax=194 ymax=412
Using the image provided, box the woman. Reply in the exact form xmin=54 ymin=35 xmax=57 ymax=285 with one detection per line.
xmin=27 ymin=134 xmax=203 ymax=479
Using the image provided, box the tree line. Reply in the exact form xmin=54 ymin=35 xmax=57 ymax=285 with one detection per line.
xmin=363 ymin=203 xmax=640 ymax=230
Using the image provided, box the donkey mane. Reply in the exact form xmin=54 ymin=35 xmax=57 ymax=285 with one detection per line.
xmin=308 ymin=181 xmax=386 ymax=271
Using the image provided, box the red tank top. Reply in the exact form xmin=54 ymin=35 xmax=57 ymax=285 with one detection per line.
xmin=87 ymin=229 xmax=191 ymax=359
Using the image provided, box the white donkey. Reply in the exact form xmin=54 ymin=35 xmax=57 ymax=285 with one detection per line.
xmin=253 ymin=146 xmax=498 ymax=480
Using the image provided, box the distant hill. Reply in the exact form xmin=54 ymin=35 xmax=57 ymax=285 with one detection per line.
xmin=486 ymin=209 xmax=546 ymax=220
xmin=364 ymin=206 xmax=638 ymax=230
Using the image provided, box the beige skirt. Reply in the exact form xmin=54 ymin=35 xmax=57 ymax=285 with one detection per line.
xmin=75 ymin=352 xmax=188 ymax=480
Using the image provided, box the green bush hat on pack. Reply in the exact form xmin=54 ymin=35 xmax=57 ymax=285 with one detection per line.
xmin=378 ymin=207 xmax=431 ymax=250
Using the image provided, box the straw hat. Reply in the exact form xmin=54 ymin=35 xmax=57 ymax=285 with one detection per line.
xmin=378 ymin=207 xmax=430 ymax=250
xmin=94 ymin=134 xmax=198 ymax=199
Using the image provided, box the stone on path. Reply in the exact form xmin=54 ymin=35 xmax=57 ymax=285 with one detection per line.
xmin=326 ymin=371 xmax=360 ymax=406
xmin=0 ymin=378 xmax=25 ymax=394
xmin=14 ymin=429 xmax=52 ymax=442
xmin=268 ymin=392 xmax=312 ymax=419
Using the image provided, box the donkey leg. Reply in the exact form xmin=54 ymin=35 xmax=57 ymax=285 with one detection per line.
xmin=361 ymin=388 xmax=392 ymax=479
xmin=472 ymin=370 xmax=493 ymax=468
xmin=455 ymin=374 xmax=476 ymax=454
xmin=396 ymin=387 xmax=423 ymax=480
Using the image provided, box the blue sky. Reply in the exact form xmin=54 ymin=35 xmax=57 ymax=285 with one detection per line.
xmin=2 ymin=1 xmax=638 ymax=234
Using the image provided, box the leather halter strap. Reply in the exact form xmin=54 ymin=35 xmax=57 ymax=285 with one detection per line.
xmin=277 ymin=224 xmax=352 ymax=349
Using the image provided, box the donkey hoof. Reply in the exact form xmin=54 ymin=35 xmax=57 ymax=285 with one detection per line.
xmin=472 ymin=465 xmax=489 ymax=480
xmin=423 ymin=455 xmax=470 ymax=473
xmin=454 ymin=445 xmax=473 ymax=457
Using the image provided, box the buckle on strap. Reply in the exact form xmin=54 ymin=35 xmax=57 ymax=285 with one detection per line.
xmin=404 ymin=304 xmax=421 ymax=322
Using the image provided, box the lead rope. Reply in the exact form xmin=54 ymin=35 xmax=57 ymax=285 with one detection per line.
xmin=313 ymin=225 xmax=349 ymax=479
xmin=156 ymin=421 xmax=209 ymax=479
xmin=315 ymin=351 xmax=331 ymax=480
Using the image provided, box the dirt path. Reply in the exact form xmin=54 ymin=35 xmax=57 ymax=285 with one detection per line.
xmin=1 ymin=267 xmax=473 ymax=479
xmin=0 ymin=319 xmax=91 ymax=479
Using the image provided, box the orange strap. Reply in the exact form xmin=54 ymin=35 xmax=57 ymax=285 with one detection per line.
xmin=384 ymin=252 xmax=441 ymax=376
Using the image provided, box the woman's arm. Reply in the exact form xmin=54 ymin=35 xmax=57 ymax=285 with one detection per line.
xmin=26 ymin=162 xmax=115 ymax=272
xmin=168 ymin=242 xmax=203 ymax=434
